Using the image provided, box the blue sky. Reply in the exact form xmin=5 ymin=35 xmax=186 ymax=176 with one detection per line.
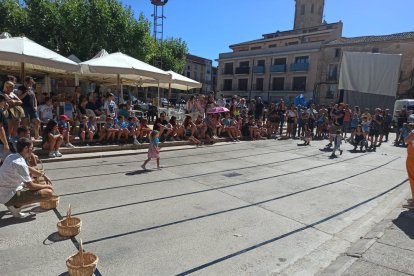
xmin=125 ymin=0 xmax=414 ymax=65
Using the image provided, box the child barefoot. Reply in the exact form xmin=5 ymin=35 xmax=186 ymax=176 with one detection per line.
xmin=141 ymin=130 xmax=161 ymax=170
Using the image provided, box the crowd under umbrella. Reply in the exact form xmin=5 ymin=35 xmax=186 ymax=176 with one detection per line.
xmin=79 ymin=51 xmax=171 ymax=105
xmin=0 ymin=32 xmax=80 ymax=81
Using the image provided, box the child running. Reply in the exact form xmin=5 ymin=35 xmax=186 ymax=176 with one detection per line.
xmin=141 ymin=130 xmax=161 ymax=170
xmin=331 ymin=129 xmax=344 ymax=158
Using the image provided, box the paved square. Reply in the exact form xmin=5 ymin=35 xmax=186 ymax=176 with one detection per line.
xmin=0 ymin=139 xmax=410 ymax=275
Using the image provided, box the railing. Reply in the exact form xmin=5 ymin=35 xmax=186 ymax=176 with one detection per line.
xmin=253 ymin=66 xmax=265 ymax=74
xmin=223 ymin=70 xmax=233 ymax=75
xmin=235 ymin=67 xmax=250 ymax=74
xmin=270 ymin=64 xmax=286 ymax=73
xmin=290 ymin=63 xmax=309 ymax=71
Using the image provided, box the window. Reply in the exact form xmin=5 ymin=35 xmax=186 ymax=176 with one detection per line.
xmin=223 ymin=79 xmax=233 ymax=91
xmin=272 ymin=77 xmax=285 ymax=91
xmin=292 ymin=77 xmax=307 ymax=91
xmin=257 ymin=60 xmax=265 ymax=67
xmin=372 ymin=47 xmax=379 ymax=53
xmin=187 ymin=72 xmax=191 ymax=78
xmin=251 ymin=46 xmax=261 ymax=50
xmin=287 ymin=41 xmax=299 ymax=46
xmin=187 ymin=65 xmax=190 ymax=70
xmin=238 ymin=79 xmax=248 ymax=91
xmin=311 ymin=4 xmax=314 ymax=13
xmin=335 ymin=48 xmax=341 ymax=58
xmin=328 ymin=64 xmax=338 ymax=81
xmin=295 ymin=56 xmax=309 ymax=64
xmin=224 ymin=63 xmax=233 ymax=74
xmin=301 ymin=4 xmax=305 ymax=15
xmin=269 ymin=44 xmax=277 ymax=48
xmin=240 ymin=61 xmax=249 ymax=67
xmin=274 ymin=58 xmax=286 ymax=65
xmin=256 ymin=78 xmax=264 ymax=91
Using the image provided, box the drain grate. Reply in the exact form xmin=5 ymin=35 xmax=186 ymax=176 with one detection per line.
xmin=222 ymin=172 xmax=242 ymax=178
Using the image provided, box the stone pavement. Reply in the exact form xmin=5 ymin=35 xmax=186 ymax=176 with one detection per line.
xmin=321 ymin=204 xmax=414 ymax=276
xmin=0 ymin=138 xmax=412 ymax=275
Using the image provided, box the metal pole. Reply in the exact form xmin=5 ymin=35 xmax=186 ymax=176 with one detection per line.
xmin=117 ymin=74 xmax=121 ymax=105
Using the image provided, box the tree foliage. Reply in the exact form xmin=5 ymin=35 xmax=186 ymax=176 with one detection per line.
xmin=0 ymin=0 xmax=187 ymax=71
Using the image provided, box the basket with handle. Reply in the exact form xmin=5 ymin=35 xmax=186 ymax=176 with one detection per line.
xmin=66 ymin=239 xmax=99 ymax=276
xmin=40 ymin=195 xmax=60 ymax=210
xmin=57 ymin=205 xmax=82 ymax=237
xmin=33 ymin=159 xmax=45 ymax=182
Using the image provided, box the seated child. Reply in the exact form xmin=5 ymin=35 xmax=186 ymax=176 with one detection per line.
xmin=79 ymin=115 xmax=94 ymax=146
xmin=115 ymin=115 xmax=129 ymax=143
xmin=58 ymin=114 xmax=74 ymax=148
xmin=42 ymin=119 xmax=64 ymax=158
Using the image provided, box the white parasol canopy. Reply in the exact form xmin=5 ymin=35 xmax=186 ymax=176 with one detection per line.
xmin=0 ymin=35 xmax=80 ymax=74
xmin=142 ymin=70 xmax=202 ymax=90
xmin=80 ymin=52 xmax=171 ymax=83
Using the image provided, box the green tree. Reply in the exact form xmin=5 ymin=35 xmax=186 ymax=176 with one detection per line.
xmin=0 ymin=0 xmax=28 ymax=36
xmin=154 ymin=38 xmax=188 ymax=73
xmin=0 ymin=0 xmax=188 ymax=72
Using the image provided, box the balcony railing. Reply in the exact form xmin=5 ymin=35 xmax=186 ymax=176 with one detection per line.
xmin=290 ymin=63 xmax=309 ymax=71
xmin=223 ymin=69 xmax=233 ymax=75
xmin=253 ymin=66 xmax=265 ymax=74
xmin=270 ymin=64 xmax=286 ymax=73
xmin=235 ymin=67 xmax=250 ymax=74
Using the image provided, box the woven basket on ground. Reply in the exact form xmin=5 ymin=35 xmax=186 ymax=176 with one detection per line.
xmin=57 ymin=205 xmax=82 ymax=237
xmin=40 ymin=195 xmax=60 ymax=209
xmin=66 ymin=239 xmax=99 ymax=276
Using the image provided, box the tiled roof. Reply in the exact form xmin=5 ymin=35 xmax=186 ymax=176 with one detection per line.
xmin=326 ymin=32 xmax=414 ymax=46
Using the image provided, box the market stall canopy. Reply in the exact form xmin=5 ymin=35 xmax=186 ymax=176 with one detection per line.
xmin=0 ymin=35 xmax=80 ymax=74
xmin=142 ymin=70 xmax=202 ymax=90
xmin=67 ymin=54 xmax=82 ymax=63
xmin=80 ymin=52 xmax=171 ymax=83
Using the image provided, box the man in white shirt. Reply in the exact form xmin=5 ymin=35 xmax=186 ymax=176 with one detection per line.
xmin=0 ymin=138 xmax=54 ymax=218
xmin=217 ymin=94 xmax=226 ymax=108
xmin=38 ymin=97 xmax=54 ymax=122
xmin=103 ymin=92 xmax=118 ymax=118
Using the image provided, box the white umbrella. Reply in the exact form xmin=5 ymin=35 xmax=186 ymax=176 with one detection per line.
xmin=0 ymin=36 xmax=80 ymax=75
xmin=142 ymin=70 xmax=202 ymax=90
xmin=80 ymin=51 xmax=171 ymax=104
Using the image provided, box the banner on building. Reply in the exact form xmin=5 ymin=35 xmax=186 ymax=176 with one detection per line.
xmin=339 ymin=52 xmax=402 ymax=97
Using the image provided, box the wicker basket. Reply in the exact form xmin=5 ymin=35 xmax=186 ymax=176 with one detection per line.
xmin=40 ymin=195 xmax=60 ymax=210
xmin=57 ymin=205 xmax=82 ymax=237
xmin=66 ymin=239 xmax=99 ymax=276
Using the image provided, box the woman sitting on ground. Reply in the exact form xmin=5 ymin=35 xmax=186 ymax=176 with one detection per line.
xmin=183 ymin=115 xmax=201 ymax=145
xmin=169 ymin=116 xmax=184 ymax=140
xmin=42 ymin=119 xmax=63 ymax=158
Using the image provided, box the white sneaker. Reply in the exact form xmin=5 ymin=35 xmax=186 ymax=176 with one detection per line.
xmin=66 ymin=143 xmax=75 ymax=148
xmin=7 ymin=206 xmax=28 ymax=218
xmin=54 ymin=151 xmax=63 ymax=157
xmin=48 ymin=152 xmax=56 ymax=158
xmin=133 ymin=139 xmax=141 ymax=145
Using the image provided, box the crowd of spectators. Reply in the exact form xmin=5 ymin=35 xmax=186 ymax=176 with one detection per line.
xmin=1 ymin=75 xmax=414 ymax=162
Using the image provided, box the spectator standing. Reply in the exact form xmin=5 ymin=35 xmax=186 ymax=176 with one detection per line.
xmin=2 ymin=81 xmax=23 ymax=138
xmin=403 ymin=124 xmax=414 ymax=209
xmin=18 ymin=76 xmax=41 ymax=139
xmin=217 ymin=94 xmax=226 ymax=107
xmin=0 ymin=94 xmax=10 ymax=162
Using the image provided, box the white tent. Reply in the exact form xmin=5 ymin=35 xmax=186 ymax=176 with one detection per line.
xmin=142 ymin=70 xmax=202 ymax=90
xmin=80 ymin=51 xmax=171 ymax=103
xmin=0 ymin=35 xmax=80 ymax=75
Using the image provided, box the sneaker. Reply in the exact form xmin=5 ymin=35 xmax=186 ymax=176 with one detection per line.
xmin=54 ymin=151 xmax=63 ymax=157
xmin=66 ymin=143 xmax=75 ymax=148
xmin=7 ymin=206 xmax=28 ymax=218
xmin=133 ymin=139 xmax=141 ymax=145
xmin=48 ymin=152 xmax=56 ymax=158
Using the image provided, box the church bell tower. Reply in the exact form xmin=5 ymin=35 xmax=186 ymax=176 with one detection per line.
xmin=294 ymin=0 xmax=325 ymax=29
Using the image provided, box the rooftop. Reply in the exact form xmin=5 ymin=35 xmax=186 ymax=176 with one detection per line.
xmin=326 ymin=32 xmax=414 ymax=46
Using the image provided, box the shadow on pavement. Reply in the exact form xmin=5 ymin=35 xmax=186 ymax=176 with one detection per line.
xmin=43 ymin=232 xmax=70 ymax=245
xmin=0 ymin=211 xmax=36 ymax=228
xmin=125 ymin=170 xmax=152 ymax=176
xmin=393 ymin=210 xmax=414 ymax=239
